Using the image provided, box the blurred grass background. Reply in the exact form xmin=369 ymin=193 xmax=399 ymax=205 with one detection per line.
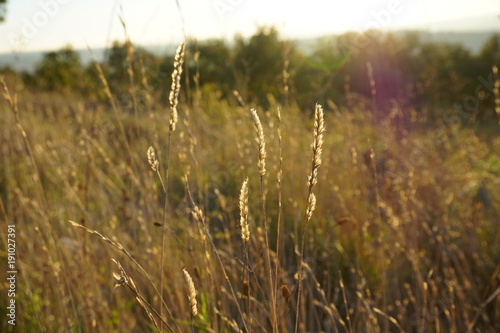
xmin=0 ymin=27 xmax=499 ymax=332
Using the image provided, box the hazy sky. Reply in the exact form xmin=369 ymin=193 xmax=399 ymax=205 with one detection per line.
xmin=0 ymin=0 xmax=499 ymax=53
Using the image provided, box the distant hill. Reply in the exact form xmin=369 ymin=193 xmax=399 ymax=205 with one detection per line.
xmin=408 ymin=31 xmax=498 ymax=54
xmin=0 ymin=30 xmax=498 ymax=73
xmin=293 ymin=30 xmax=498 ymax=55
xmin=0 ymin=44 xmax=179 ymax=73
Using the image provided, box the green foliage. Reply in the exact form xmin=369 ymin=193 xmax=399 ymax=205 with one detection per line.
xmin=188 ymin=38 xmax=234 ymax=97
xmin=233 ymin=27 xmax=289 ymax=106
xmin=0 ymin=0 xmax=6 ymax=22
xmin=22 ymin=28 xmax=500 ymax=126
xmin=416 ymin=42 xmax=474 ymax=105
xmin=104 ymin=41 xmax=161 ymax=103
xmin=33 ymin=46 xmax=84 ymax=94
xmin=479 ymin=34 xmax=500 ymax=65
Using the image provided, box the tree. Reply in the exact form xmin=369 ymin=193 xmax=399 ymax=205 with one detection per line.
xmin=478 ymin=34 xmax=500 ymax=67
xmin=105 ymin=41 xmax=160 ymax=102
xmin=415 ymin=42 xmax=474 ymax=112
xmin=187 ymin=38 xmax=234 ymax=98
xmin=291 ymin=35 xmax=354 ymax=108
xmin=34 ymin=46 xmax=84 ymax=93
xmin=0 ymin=0 xmax=7 ymax=22
xmin=233 ymin=26 xmax=290 ymax=107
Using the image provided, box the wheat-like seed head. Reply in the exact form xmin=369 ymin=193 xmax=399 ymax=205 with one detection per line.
xmin=147 ymin=146 xmax=158 ymax=171
xmin=169 ymin=42 xmax=186 ymax=132
xmin=183 ymin=268 xmax=198 ymax=317
xmin=250 ymin=108 xmax=267 ymax=177
xmin=239 ymin=178 xmax=250 ymax=243
xmin=305 ymin=193 xmax=317 ymax=224
xmin=308 ymin=104 xmax=325 ymax=189
xmin=192 ymin=205 xmax=204 ymax=223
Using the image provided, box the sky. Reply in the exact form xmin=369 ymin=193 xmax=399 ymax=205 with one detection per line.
xmin=0 ymin=0 xmax=499 ymax=54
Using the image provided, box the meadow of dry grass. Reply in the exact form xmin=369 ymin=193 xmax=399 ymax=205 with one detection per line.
xmin=1 ymin=41 xmax=500 ymax=333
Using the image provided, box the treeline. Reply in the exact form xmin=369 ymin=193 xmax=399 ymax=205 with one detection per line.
xmin=4 ymin=27 xmax=500 ymax=123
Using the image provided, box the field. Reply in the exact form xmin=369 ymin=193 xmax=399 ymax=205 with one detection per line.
xmin=1 ymin=33 xmax=500 ymax=332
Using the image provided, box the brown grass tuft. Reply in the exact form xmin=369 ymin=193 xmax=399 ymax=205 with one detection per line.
xmin=296 ymin=103 xmax=326 ymax=333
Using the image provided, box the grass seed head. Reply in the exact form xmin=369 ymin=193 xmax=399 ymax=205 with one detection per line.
xmin=308 ymin=104 xmax=325 ymax=189
xmin=169 ymin=42 xmax=186 ymax=132
xmin=239 ymin=178 xmax=250 ymax=243
xmin=147 ymin=146 xmax=158 ymax=171
xmin=183 ymin=268 xmax=198 ymax=317
xmin=250 ymin=108 xmax=267 ymax=177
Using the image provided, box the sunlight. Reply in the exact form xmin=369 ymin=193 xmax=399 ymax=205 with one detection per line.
xmin=0 ymin=0 xmax=498 ymax=53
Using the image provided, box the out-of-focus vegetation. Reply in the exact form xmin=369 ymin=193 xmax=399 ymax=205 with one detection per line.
xmin=0 ymin=0 xmax=6 ymax=22
xmin=1 ymin=27 xmax=499 ymax=332
xmin=4 ymin=28 xmax=500 ymax=126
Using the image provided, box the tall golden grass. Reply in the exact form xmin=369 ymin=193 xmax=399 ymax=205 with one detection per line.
xmin=0 ymin=39 xmax=499 ymax=333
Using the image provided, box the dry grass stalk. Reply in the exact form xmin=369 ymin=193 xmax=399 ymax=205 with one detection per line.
xmin=169 ymin=42 xmax=186 ymax=132
xmin=1 ymin=76 xmax=18 ymax=114
xmin=372 ymin=307 xmax=404 ymax=332
xmin=274 ymin=107 xmax=284 ymax=331
xmin=182 ymin=268 xmax=198 ymax=317
xmin=466 ymin=286 xmax=500 ymax=333
xmin=339 ymin=273 xmax=353 ymax=333
xmin=90 ymin=53 xmax=133 ymax=163
xmin=160 ymin=41 xmax=185 ymax=330
xmin=302 ymin=264 xmax=348 ymax=332
xmin=250 ymin=108 xmax=277 ymax=330
xmin=185 ymin=177 xmax=249 ymax=332
xmin=250 ymin=108 xmax=267 ymax=177
xmin=239 ymin=178 xmax=250 ymax=243
xmin=112 ymin=259 xmax=172 ymax=333
xmin=118 ymin=16 xmax=139 ymax=131
xmin=214 ymin=308 xmax=244 ymax=333
xmin=493 ymin=66 xmax=500 ymax=127
xmin=295 ymin=103 xmax=325 ymax=333
xmin=1 ymin=77 xmax=42 ymax=192
xmin=67 ymin=220 xmax=181 ymax=332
